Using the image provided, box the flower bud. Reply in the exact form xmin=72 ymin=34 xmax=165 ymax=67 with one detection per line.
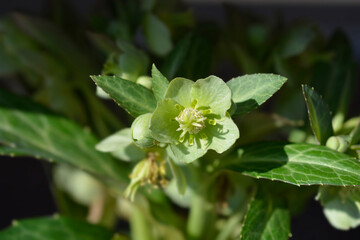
xmin=326 ymin=136 xmax=349 ymax=153
xmin=131 ymin=113 xmax=156 ymax=148
xmin=136 ymin=76 xmax=152 ymax=89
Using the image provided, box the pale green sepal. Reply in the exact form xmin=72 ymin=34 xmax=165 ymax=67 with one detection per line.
xmin=169 ymin=140 xmax=206 ymax=164
xmin=96 ymin=128 xmax=145 ymax=162
xmin=152 ymin=64 xmax=169 ymax=102
xmin=203 ymin=116 xmax=240 ymax=153
xmin=150 ymin=99 xmax=182 ymax=144
xmin=165 ymin=77 xmax=194 ymax=107
xmin=190 ymin=76 xmax=232 ymax=115
xmin=131 ymin=113 xmax=156 ymax=148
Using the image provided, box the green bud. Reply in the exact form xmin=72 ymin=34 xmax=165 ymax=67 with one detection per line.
xmin=326 ymin=136 xmax=349 ymax=153
xmin=332 ymin=112 xmax=345 ymax=133
xmin=131 ymin=113 xmax=156 ymax=148
xmin=124 ymin=153 xmax=168 ymax=201
xmin=136 ymin=76 xmax=152 ymax=89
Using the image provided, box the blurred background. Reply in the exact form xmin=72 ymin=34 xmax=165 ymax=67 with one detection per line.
xmin=0 ymin=0 xmax=359 ymax=239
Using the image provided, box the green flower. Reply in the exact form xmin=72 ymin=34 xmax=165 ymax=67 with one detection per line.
xmin=150 ymin=76 xmax=239 ymax=163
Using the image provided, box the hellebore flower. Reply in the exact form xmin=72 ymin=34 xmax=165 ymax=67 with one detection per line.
xmin=150 ymin=76 xmax=239 ymax=163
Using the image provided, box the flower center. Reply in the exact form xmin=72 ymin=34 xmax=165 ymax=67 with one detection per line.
xmin=175 ymin=108 xmax=207 ymax=143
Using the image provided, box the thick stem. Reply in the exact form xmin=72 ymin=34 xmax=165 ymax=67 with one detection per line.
xmin=186 ymin=170 xmax=215 ymax=240
xmin=130 ymin=205 xmax=154 ymax=240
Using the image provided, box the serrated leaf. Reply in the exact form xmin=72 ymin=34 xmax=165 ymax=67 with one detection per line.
xmin=0 ymin=89 xmax=129 ymax=182
xmin=151 ymin=64 xmax=169 ymax=102
xmin=302 ymin=85 xmax=334 ymax=145
xmin=240 ymin=191 xmax=290 ymax=240
xmin=0 ymin=216 xmax=114 ymax=239
xmin=227 ymin=74 xmax=287 ymax=116
xmin=92 ymin=75 xmax=156 ymax=117
xmin=225 ymin=142 xmax=360 ymax=186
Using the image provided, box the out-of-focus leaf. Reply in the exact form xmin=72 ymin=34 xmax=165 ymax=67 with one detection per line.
xmin=224 ymin=142 xmax=360 ymax=186
xmin=92 ymin=75 xmax=157 ymax=117
xmin=0 ymin=216 xmax=114 ymax=239
xmin=240 ymin=190 xmax=290 ymax=240
xmin=277 ymin=24 xmax=315 ymax=58
xmin=350 ymin=119 xmax=360 ymax=145
xmin=227 ymin=74 xmax=287 ymax=115
xmin=88 ymin=32 xmax=119 ymax=54
xmin=161 ymin=34 xmax=191 ymax=79
xmin=238 ymin=112 xmax=300 ymax=145
xmin=232 ymin=44 xmax=259 ymax=74
xmin=143 ymin=14 xmax=173 ymax=57
xmin=0 ymin=89 xmax=129 ymax=182
xmin=317 ymin=186 xmax=360 ymax=230
xmin=302 ymin=85 xmax=333 ymax=145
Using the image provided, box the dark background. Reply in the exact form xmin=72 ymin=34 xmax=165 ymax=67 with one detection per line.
xmin=0 ymin=1 xmax=359 ymax=239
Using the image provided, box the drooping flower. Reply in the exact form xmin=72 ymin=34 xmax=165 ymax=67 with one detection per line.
xmin=149 ymin=76 xmax=239 ymax=163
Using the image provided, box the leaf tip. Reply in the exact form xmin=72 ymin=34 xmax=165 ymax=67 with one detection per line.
xmin=12 ymin=220 xmax=19 ymax=226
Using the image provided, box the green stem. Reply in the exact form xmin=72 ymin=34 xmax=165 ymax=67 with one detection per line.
xmin=186 ymin=172 xmax=215 ymax=240
xmin=130 ymin=205 xmax=154 ymax=240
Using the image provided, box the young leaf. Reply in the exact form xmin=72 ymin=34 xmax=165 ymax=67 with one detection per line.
xmin=152 ymin=64 xmax=169 ymax=102
xmin=240 ymin=191 xmax=290 ymax=240
xmin=92 ymin=75 xmax=157 ymax=117
xmin=0 ymin=216 xmax=114 ymax=239
xmin=224 ymin=142 xmax=360 ymax=186
xmin=0 ymin=89 xmax=130 ymax=182
xmin=302 ymin=85 xmax=334 ymax=145
xmin=227 ymin=74 xmax=287 ymax=116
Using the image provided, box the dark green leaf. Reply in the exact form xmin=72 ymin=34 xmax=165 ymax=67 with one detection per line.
xmin=225 ymin=142 xmax=360 ymax=186
xmin=0 ymin=89 xmax=129 ymax=182
xmin=0 ymin=216 xmax=114 ymax=240
xmin=92 ymin=75 xmax=157 ymax=117
xmin=227 ymin=74 xmax=287 ymax=115
xmin=302 ymin=85 xmax=334 ymax=145
xmin=161 ymin=34 xmax=192 ymax=79
xmin=350 ymin=119 xmax=360 ymax=145
xmin=240 ymin=191 xmax=290 ymax=240
xmin=151 ymin=64 xmax=169 ymax=102
xmin=277 ymin=24 xmax=315 ymax=58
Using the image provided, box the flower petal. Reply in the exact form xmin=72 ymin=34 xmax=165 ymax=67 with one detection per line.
xmin=150 ymin=98 xmax=181 ymax=144
xmin=169 ymin=140 xmax=206 ymax=164
xmin=203 ymin=116 xmax=239 ymax=153
xmin=191 ymin=76 xmax=231 ymax=115
xmin=165 ymin=77 xmax=194 ymax=107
